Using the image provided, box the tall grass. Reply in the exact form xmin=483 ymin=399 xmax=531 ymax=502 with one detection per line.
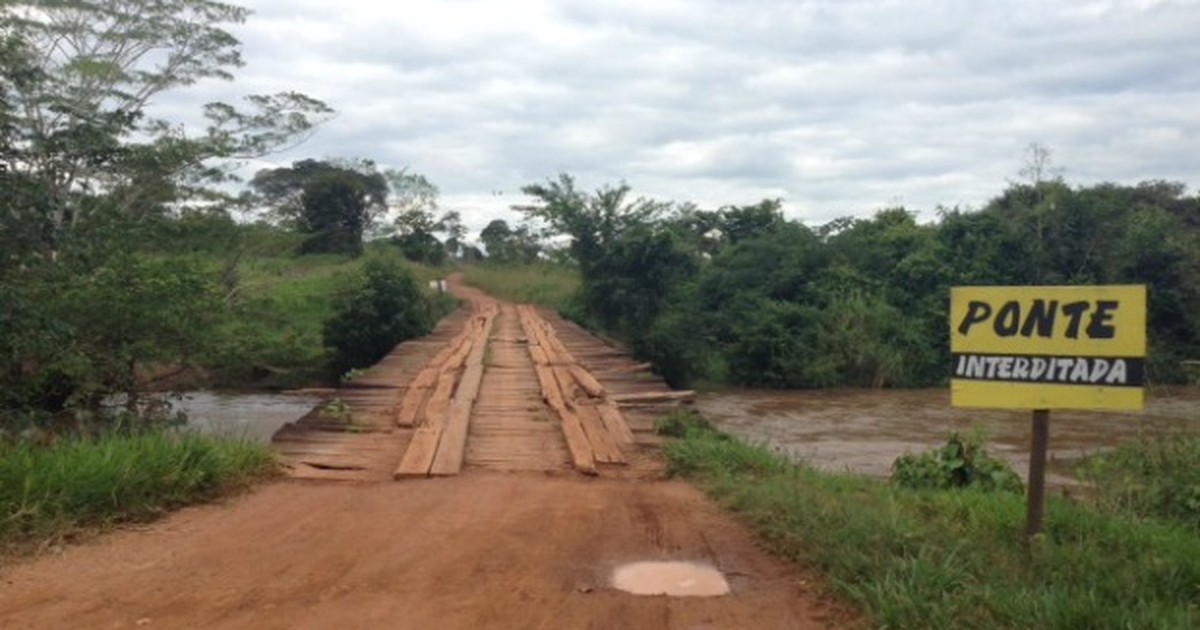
xmin=664 ymin=421 xmax=1200 ymax=629
xmin=1080 ymin=434 xmax=1200 ymax=529
xmin=461 ymin=263 xmax=580 ymax=311
xmin=0 ymin=431 xmax=277 ymax=553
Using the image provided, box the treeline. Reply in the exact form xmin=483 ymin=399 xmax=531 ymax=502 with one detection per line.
xmin=0 ymin=0 xmax=460 ymax=431
xmin=515 ymin=175 xmax=1200 ymax=388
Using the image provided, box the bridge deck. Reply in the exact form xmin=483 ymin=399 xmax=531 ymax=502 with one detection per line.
xmin=271 ymin=277 xmax=689 ymax=481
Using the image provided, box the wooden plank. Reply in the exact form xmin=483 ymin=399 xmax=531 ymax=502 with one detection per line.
xmin=551 ymin=365 xmax=580 ymax=401
xmin=568 ymin=364 xmax=606 ymax=398
xmin=598 ymin=401 xmax=635 ymax=446
xmin=576 ymin=403 xmax=624 ymax=464
xmin=394 ymin=364 xmax=459 ymax=477
xmin=429 ymin=311 xmax=493 ymax=476
xmin=393 ymin=425 xmax=442 ymax=478
xmin=557 ymin=406 xmax=598 ymax=475
xmin=612 ymin=390 xmax=696 ymax=404
xmin=429 ymin=402 xmax=473 ymax=476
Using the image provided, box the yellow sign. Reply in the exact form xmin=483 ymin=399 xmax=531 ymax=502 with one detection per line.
xmin=950 ymin=285 xmax=1146 ymax=410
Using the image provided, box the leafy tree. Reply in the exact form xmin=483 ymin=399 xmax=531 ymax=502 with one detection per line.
xmin=715 ymin=199 xmax=787 ymax=245
xmin=2 ymin=0 xmax=332 ymax=255
xmin=515 ymin=174 xmax=669 ymax=274
xmin=251 ymin=159 xmax=388 ymax=255
xmin=381 ymin=174 xmax=451 ymax=264
xmin=297 ymin=169 xmax=387 ymax=255
xmin=479 ymin=219 xmax=541 ymax=264
xmin=0 ymin=0 xmax=332 ymax=425
xmin=437 ymin=210 xmax=466 ymax=259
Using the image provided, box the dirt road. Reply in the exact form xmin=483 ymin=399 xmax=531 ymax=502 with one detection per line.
xmin=0 ymin=279 xmax=852 ymax=629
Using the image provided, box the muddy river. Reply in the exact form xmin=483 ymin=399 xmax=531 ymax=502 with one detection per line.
xmin=176 ymin=387 xmax=1199 ymax=488
xmin=173 ymin=391 xmax=321 ymax=442
xmin=696 ymin=388 xmax=1200 ymax=487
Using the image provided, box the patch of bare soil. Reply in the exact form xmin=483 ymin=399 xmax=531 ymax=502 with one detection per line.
xmin=0 ymin=476 xmax=852 ymax=629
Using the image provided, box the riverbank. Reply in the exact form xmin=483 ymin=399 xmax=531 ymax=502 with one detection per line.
xmin=696 ymin=386 xmax=1200 ymax=488
xmin=662 ymin=416 xmax=1200 ymax=628
xmin=0 ymin=431 xmax=278 ymax=561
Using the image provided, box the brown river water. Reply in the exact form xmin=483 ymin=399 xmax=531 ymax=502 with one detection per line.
xmin=695 ymin=387 xmax=1200 ymax=488
xmin=176 ymin=388 xmax=1200 ymax=489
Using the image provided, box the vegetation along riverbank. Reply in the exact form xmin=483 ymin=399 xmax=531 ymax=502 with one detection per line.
xmin=659 ymin=411 xmax=1199 ymax=629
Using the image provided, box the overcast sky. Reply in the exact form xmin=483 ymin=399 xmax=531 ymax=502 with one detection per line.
xmin=160 ymin=0 xmax=1200 ymax=236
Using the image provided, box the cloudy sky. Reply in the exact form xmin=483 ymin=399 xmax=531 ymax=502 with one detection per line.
xmin=161 ymin=0 xmax=1200 ymax=235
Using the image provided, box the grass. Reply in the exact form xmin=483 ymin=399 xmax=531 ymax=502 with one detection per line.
xmin=0 ymin=430 xmax=278 ymax=558
xmin=662 ymin=415 xmax=1200 ymax=629
xmin=205 ymin=247 xmax=453 ymax=388
xmin=1078 ymin=433 xmax=1200 ymax=529
xmin=461 ymin=263 xmax=580 ymax=311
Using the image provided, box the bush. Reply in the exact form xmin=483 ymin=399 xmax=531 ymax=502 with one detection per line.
xmin=1080 ymin=434 xmax=1200 ymax=529
xmin=892 ymin=432 xmax=1024 ymax=493
xmin=653 ymin=409 xmax=715 ymax=438
xmin=322 ymin=256 xmax=433 ymax=376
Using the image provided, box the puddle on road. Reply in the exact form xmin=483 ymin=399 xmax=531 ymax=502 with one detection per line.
xmin=611 ymin=561 xmax=730 ymax=597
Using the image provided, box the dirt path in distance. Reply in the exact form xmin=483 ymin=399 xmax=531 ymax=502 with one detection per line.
xmin=0 ymin=278 xmax=855 ymax=630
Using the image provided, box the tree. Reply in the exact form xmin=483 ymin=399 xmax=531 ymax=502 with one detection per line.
xmin=437 ymin=210 xmax=466 ymax=259
xmin=0 ymin=0 xmax=332 ymax=424
xmin=479 ymin=218 xmax=541 ymax=263
xmin=515 ymin=173 xmax=668 ymax=273
xmin=2 ymin=0 xmax=333 ymax=256
xmin=297 ymin=169 xmax=387 ymax=255
xmin=250 ymin=159 xmax=388 ymax=255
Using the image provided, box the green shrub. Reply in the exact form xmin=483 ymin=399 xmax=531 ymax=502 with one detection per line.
xmin=1080 ymin=434 xmax=1200 ymax=529
xmin=322 ymin=256 xmax=433 ymax=375
xmin=892 ymin=432 xmax=1024 ymax=493
xmin=653 ymin=408 xmax=714 ymax=437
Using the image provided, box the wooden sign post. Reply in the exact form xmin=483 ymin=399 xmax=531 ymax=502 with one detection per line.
xmin=949 ymin=285 xmax=1146 ymax=537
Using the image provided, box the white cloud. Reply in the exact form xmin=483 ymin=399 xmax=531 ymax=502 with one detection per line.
xmin=148 ymin=0 xmax=1200 ymax=234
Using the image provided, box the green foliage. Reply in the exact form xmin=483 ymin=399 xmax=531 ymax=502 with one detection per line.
xmin=661 ymin=423 xmax=785 ymax=479
xmin=479 ymin=219 xmax=542 ymax=263
xmin=521 ymin=171 xmax=1200 ymax=388
xmin=893 ymin=433 xmax=1024 ymax=494
xmin=664 ymin=418 xmax=1200 ymax=629
xmin=202 ymin=250 xmax=362 ymax=388
xmin=1 ymin=0 xmax=332 ymax=257
xmin=1 ymin=253 xmax=224 ymax=416
xmin=0 ymin=430 xmax=277 ymax=551
xmin=461 ymin=263 xmax=580 ymax=312
xmin=322 ymin=256 xmax=434 ymax=376
xmin=653 ymin=408 xmax=715 ymax=438
xmin=250 ymin=158 xmax=389 ymax=256
xmin=297 ymin=169 xmax=385 ymax=255
xmin=1080 ymin=434 xmax=1200 ymax=529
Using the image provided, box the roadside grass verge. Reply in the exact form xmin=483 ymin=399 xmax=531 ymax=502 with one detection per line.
xmin=663 ymin=419 xmax=1200 ymax=629
xmin=1079 ymin=433 xmax=1200 ymax=529
xmin=461 ymin=263 xmax=580 ymax=311
xmin=0 ymin=431 xmax=278 ymax=557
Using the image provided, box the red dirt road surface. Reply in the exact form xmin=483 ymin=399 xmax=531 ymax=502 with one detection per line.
xmin=0 ymin=278 xmax=853 ymax=629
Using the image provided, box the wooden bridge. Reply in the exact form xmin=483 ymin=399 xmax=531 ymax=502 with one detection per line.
xmin=271 ymin=277 xmax=692 ymax=481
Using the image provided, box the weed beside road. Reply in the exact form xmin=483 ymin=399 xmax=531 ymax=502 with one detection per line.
xmin=0 ymin=431 xmax=278 ymax=558
xmin=661 ymin=413 xmax=1200 ymax=629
